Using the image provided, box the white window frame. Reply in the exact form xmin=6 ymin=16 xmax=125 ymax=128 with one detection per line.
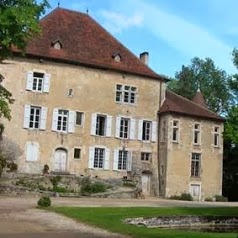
xmin=193 ymin=123 xmax=201 ymax=145
xmin=120 ymin=117 xmax=130 ymax=139
xmin=88 ymin=146 xmax=110 ymax=170
xmin=115 ymin=84 xmax=137 ymax=105
xmin=26 ymin=71 xmax=51 ymax=93
xmin=115 ymin=116 xmax=136 ymax=140
xmin=141 ymin=152 xmax=151 ymax=162
xmin=172 ymin=120 xmax=179 ymax=142
xmin=191 ymin=153 xmax=201 ymax=178
xmin=113 ymin=149 xmax=132 ymax=171
xmin=213 ymin=126 xmax=220 ymax=147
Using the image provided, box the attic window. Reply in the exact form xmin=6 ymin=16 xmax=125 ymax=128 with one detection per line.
xmin=112 ymin=53 xmax=121 ymax=62
xmin=52 ymin=40 xmax=62 ymax=50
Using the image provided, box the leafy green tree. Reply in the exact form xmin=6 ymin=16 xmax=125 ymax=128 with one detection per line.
xmin=168 ymin=57 xmax=232 ymax=114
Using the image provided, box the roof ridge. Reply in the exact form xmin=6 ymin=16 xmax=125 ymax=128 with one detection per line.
xmin=167 ymin=90 xmax=221 ymax=117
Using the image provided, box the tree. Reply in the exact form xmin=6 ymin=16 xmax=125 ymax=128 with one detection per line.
xmin=168 ymin=57 xmax=231 ymax=115
xmin=0 ymin=0 xmax=50 ymax=61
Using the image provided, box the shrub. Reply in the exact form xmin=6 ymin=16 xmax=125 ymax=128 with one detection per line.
xmin=37 ymin=196 xmax=51 ymax=207
xmin=7 ymin=162 xmax=18 ymax=171
xmin=50 ymin=176 xmax=62 ymax=189
xmin=214 ymin=195 xmax=228 ymax=202
xmin=169 ymin=193 xmax=193 ymax=201
xmin=205 ymin=197 xmax=213 ymax=202
xmin=80 ymin=177 xmax=107 ymax=195
xmin=43 ymin=164 xmax=49 ymax=174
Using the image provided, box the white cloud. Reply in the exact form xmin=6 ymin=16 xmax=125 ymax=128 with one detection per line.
xmin=99 ymin=10 xmax=144 ymax=34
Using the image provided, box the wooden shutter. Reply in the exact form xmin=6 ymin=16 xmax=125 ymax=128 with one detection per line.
xmin=115 ymin=117 xmax=121 ymax=138
xmin=26 ymin=71 xmax=33 ymax=90
xmin=52 ymin=108 xmax=58 ymax=131
xmin=40 ymin=107 xmax=47 ymax=130
xmin=152 ymin=121 xmax=157 ymax=142
xmin=43 ymin=73 xmax=51 ymax=93
xmin=88 ymin=147 xmax=95 ymax=169
xmin=129 ymin=118 xmax=136 ymax=140
xmin=127 ymin=151 xmax=132 ymax=171
xmin=113 ymin=149 xmax=119 ymax=170
xmin=91 ymin=113 xmax=97 ymax=135
xmin=23 ymin=105 xmax=31 ymax=129
xmin=106 ymin=115 xmax=112 ymax=137
xmin=138 ymin=119 xmax=143 ymax=140
xmin=104 ymin=148 xmax=110 ymax=170
xmin=68 ymin=110 xmax=75 ymax=133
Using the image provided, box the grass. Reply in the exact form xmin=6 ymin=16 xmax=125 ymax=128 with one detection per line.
xmin=50 ymin=206 xmax=238 ymax=238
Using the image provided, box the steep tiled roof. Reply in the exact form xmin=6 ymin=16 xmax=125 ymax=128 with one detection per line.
xmin=192 ymin=89 xmax=207 ymax=108
xmin=13 ymin=8 xmax=165 ymax=81
xmin=159 ymin=90 xmax=224 ymax=122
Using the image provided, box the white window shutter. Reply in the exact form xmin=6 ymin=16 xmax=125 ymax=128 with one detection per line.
xmin=115 ymin=117 xmax=121 ymax=138
xmin=88 ymin=147 xmax=95 ymax=169
xmin=43 ymin=73 xmax=51 ymax=93
xmin=26 ymin=71 xmax=33 ymax=90
xmin=127 ymin=152 xmax=132 ymax=171
xmin=129 ymin=118 xmax=136 ymax=140
xmin=113 ymin=149 xmax=119 ymax=170
xmin=104 ymin=148 xmax=110 ymax=170
xmin=40 ymin=107 xmax=47 ymax=130
xmin=152 ymin=121 xmax=157 ymax=142
xmin=23 ymin=105 xmax=31 ymax=128
xmin=138 ymin=119 xmax=143 ymax=140
xmin=68 ymin=110 xmax=75 ymax=133
xmin=106 ymin=115 xmax=112 ymax=137
xmin=52 ymin=108 xmax=58 ymax=131
xmin=91 ymin=113 xmax=97 ymax=135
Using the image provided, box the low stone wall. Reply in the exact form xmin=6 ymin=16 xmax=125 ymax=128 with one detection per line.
xmin=124 ymin=216 xmax=238 ymax=228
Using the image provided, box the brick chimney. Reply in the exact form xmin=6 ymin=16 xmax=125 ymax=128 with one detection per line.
xmin=140 ymin=52 xmax=149 ymax=65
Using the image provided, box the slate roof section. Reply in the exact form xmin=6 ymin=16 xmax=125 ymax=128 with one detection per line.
xmin=13 ymin=7 xmax=165 ymax=81
xmin=159 ymin=90 xmax=225 ymax=122
xmin=192 ymin=89 xmax=207 ymax=108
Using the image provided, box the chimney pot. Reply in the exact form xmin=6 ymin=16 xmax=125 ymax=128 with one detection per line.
xmin=140 ymin=52 xmax=149 ymax=65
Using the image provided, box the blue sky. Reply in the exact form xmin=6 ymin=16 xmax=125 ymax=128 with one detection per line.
xmin=45 ymin=0 xmax=238 ymax=77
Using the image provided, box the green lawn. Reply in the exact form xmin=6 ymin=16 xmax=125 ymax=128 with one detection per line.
xmin=51 ymin=206 xmax=238 ymax=238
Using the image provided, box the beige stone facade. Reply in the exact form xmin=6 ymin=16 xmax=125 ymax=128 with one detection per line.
xmin=158 ymin=114 xmax=223 ymax=200
xmin=1 ymin=57 xmax=164 ymax=196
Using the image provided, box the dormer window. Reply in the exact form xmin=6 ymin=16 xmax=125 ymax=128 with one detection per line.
xmin=112 ymin=53 xmax=121 ymax=62
xmin=52 ymin=40 xmax=63 ymax=50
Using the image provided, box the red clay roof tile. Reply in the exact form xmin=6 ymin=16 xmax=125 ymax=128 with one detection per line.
xmin=13 ymin=8 xmax=165 ymax=81
xmin=192 ymin=90 xmax=207 ymax=108
xmin=159 ymin=90 xmax=224 ymax=122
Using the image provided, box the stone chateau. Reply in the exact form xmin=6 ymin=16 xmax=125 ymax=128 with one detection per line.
xmin=0 ymin=8 xmax=224 ymax=200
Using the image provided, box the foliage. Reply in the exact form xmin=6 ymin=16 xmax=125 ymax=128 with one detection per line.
xmin=50 ymin=176 xmax=62 ymax=190
xmin=80 ymin=177 xmax=107 ymax=195
xmin=43 ymin=164 xmax=49 ymax=174
xmin=167 ymin=57 xmax=231 ymax=114
xmin=37 ymin=196 xmax=51 ymax=207
xmin=6 ymin=161 xmax=17 ymax=171
xmin=52 ymin=206 xmax=238 ymax=238
xmin=0 ymin=0 xmax=50 ymax=60
xmin=214 ymin=195 xmax=228 ymax=202
xmin=169 ymin=193 xmax=193 ymax=201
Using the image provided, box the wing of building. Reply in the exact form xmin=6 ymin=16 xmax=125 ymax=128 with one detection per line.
xmin=1 ymin=7 xmax=224 ymax=200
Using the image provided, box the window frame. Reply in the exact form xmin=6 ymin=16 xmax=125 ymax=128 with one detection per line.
xmin=115 ymin=84 xmax=137 ymax=105
xmin=141 ymin=152 xmax=151 ymax=162
xmin=75 ymin=111 xmax=84 ymax=126
xmin=193 ymin=123 xmax=201 ymax=145
xmin=118 ymin=150 xmax=128 ymax=170
xmin=93 ymin=147 xmax=105 ymax=169
xmin=96 ymin=114 xmax=106 ymax=136
xmin=29 ymin=106 xmax=41 ymax=129
xmin=73 ymin=148 xmax=81 ymax=159
xmin=213 ymin=126 xmax=220 ymax=147
xmin=57 ymin=109 xmax=69 ymax=132
xmin=119 ymin=117 xmax=130 ymax=139
xmin=142 ymin=120 xmax=152 ymax=141
xmin=172 ymin=120 xmax=179 ymax=142
xmin=191 ymin=153 xmax=201 ymax=178
xmin=32 ymin=72 xmax=44 ymax=92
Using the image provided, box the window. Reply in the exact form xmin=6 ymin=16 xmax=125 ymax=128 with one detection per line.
xmin=57 ymin=110 xmax=68 ymax=132
xmin=23 ymin=105 xmax=47 ymax=130
xmin=141 ymin=152 xmax=151 ymax=162
xmin=74 ymin=148 xmax=81 ymax=159
xmin=161 ymin=120 xmax=166 ymax=142
xmin=214 ymin=126 xmax=220 ymax=147
xmin=26 ymin=71 xmax=51 ymax=93
xmin=91 ymin=113 xmax=112 ymax=137
xmin=191 ymin=153 xmax=201 ymax=177
xmin=193 ymin=123 xmax=201 ymax=145
xmin=172 ymin=120 xmax=179 ymax=142
xmin=75 ymin=112 xmax=84 ymax=126
xmin=118 ymin=150 xmax=128 ymax=170
xmin=88 ymin=147 xmax=110 ymax=170
xmin=94 ymin=148 xmax=105 ymax=168
xmin=68 ymin=88 xmax=74 ymax=97
xmin=120 ymin=118 xmax=130 ymax=139
xmin=26 ymin=141 xmax=39 ymax=162
xmin=142 ymin=121 xmax=151 ymax=141
xmin=96 ymin=115 xmax=106 ymax=136
xmin=52 ymin=109 xmax=75 ymax=133
xmin=116 ymin=84 xmax=137 ymax=104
